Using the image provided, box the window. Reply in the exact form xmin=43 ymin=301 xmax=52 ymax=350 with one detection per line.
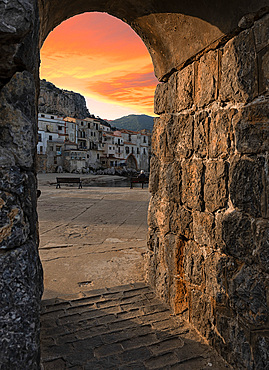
xmin=87 ymin=154 xmax=89 ymax=158
xmin=41 ymin=114 xmax=45 ymax=118
xmin=125 ymin=146 xmax=129 ymax=154
xmin=143 ymin=148 xmax=146 ymax=154
xmin=143 ymin=136 xmax=147 ymax=143
xmin=118 ymin=139 xmax=121 ymax=144
xmin=38 ymin=133 xmax=42 ymax=142
xmin=88 ymin=123 xmax=91 ymax=129
xmin=129 ymin=134 xmax=131 ymax=142
xmin=81 ymin=122 xmax=83 ymax=126
xmin=97 ymin=154 xmax=99 ymax=159
xmin=50 ymin=146 xmax=53 ymax=151
xmin=54 ymin=157 xmax=57 ymax=164
xmin=109 ymin=146 xmax=111 ymax=150
xmin=58 ymin=126 xmax=62 ymax=131
xmin=94 ymin=132 xmax=96 ymax=137
xmin=110 ymin=161 xmax=114 ymax=167
xmin=132 ymin=147 xmax=134 ymax=154
xmin=91 ymin=132 xmax=93 ymax=136
xmin=137 ymin=148 xmax=140 ymax=154
xmin=51 ymin=116 xmax=54 ymax=119
xmin=40 ymin=146 xmax=43 ymax=153
xmin=118 ymin=148 xmax=121 ymax=153
xmin=49 ymin=135 xmax=52 ymax=141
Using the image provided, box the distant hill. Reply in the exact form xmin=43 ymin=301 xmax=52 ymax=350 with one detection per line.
xmin=110 ymin=114 xmax=154 ymax=132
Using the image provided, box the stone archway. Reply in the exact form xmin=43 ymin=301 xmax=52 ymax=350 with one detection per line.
xmin=0 ymin=1 xmax=268 ymax=368
xmin=126 ymin=154 xmax=138 ymax=170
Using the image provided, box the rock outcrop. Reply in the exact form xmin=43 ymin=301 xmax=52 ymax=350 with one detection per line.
xmin=39 ymin=79 xmax=90 ymax=118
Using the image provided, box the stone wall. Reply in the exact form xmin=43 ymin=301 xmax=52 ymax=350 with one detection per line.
xmin=146 ymin=14 xmax=269 ymax=369
xmin=0 ymin=1 xmax=42 ymax=368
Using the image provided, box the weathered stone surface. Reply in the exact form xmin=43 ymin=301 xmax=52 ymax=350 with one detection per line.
xmin=154 ymin=64 xmax=193 ymax=114
xmin=222 ymin=210 xmax=255 ymax=261
xmin=39 ymin=79 xmax=91 ymax=118
xmin=0 ymin=71 xmax=37 ymax=169
xmin=219 ymin=29 xmax=258 ymax=103
xmin=193 ymin=211 xmax=215 ymax=246
xmin=190 ymin=289 xmax=212 ymax=338
xmin=158 ymin=161 xmax=181 ymax=203
xmin=166 ymin=113 xmax=194 ymax=159
xmin=196 ymin=50 xmax=218 ymax=107
xmin=154 ymin=73 xmax=177 ymax=114
xmin=258 ymin=45 xmax=269 ymax=94
xmin=194 ymin=111 xmax=209 ymax=158
xmin=204 ymin=160 xmax=228 ymax=212
xmin=148 ymin=155 xmax=159 ymax=194
xmin=230 ymin=156 xmax=266 ymax=218
xmin=253 ymin=13 xmax=269 ymax=52
xmin=229 ymin=265 xmax=268 ymax=326
xmin=182 ymin=159 xmax=204 ymax=211
xmin=176 ymin=64 xmax=194 ymax=112
xmin=151 ymin=115 xmax=173 ymax=161
xmin=254 ymin=219 xmax=269 ymax=273
xmin=170 ymin=204 xmax=193 ymax=240
xmin=0 ymin=191 xmax=30 ymax=250
xmin=234 ymin=99 xmax=269 ymax=154
xmin=183 ymin=240 xmax=204 ymax=286
xmin=0 ymin=0 xmax=37 ymax=85
xmin=148 ymin=196 xmax=171 ymax=235
xmin=253 ymin=335 xmax=269 ymax=370
xmin=209 ymin=108 xmax=234 ymax=159
xmin=0 ymin=241 xmax=43 ymax=369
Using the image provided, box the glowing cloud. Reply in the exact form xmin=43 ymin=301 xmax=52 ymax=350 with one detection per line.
xmin=40 ymin=12 xmax=158 ymax=119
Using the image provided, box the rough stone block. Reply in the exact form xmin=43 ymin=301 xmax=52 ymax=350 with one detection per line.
xmin=194 ymin=111 xmax=209 ymax=158
xmin=222 ymin=210 xmax=255 ymax=261
xmin=193 ymin=211 xmax=215 ymax=246
xmin=182 ymin=159 xmax=204 ymax=211
xmin=176 ymin=64 xmax=194 ymax=112
xmin=0 ymin=191 xmax=30 ymax=250
xmin=234 ymin=99 xmax=269 ymax=154
xmin=148 ymin=155 xmax=160 ymax=194
xmin=230 ymin=156 xmax=266 ymax=218
xmin=0 ymin=0 xmax=37 ymax=83
xmin=204 ymin=252 xmax=226 ymax=304
xmin=209 ymin=109 xmax=234 ymax=159
xmin=169 ymin=204 xmax=193 ymax=240
xmin=204 ymin=160 xmax=228 ymax=212
xmin=219 ymin=29 xmax=258 ymax=103
xmin=253 ymin=335 xmax=269 ymax=370
xmin=0 ymin=241 xmax=42 ymax=368
xmin=158 ymin=161 xmax=181 ymax=203
xmin=190 ymin=289 xmax=212 ymax=338
xmin=254 ymin=219 xmax=269 ymax=273
xmin=151 ymin=115 xmax=173 ymax=160
xmin=166 ymin=113 xmax=194 ymax=159
xmin=154 ymin=73 xmax=177 ymax=114
xmin=0 ymin=71 xmax=37 ymax=169
xmin=253 ymin=13 xmax=269 ymax=52
xmin=229 ymin=265 xmax=268 ymax=326
xmin=183 ymin=240 xmax=204 ymax=286
xmin=258 ymin=45 xmax=269 ymax=94
xmin=196 ymin=50 xmax=218 ymax=107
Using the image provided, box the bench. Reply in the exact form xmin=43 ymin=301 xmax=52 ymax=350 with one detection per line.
xmin=56 ymin=177 xmax=82 ymax=189
xmin=130 ymin=177 xmax=149 ymax=189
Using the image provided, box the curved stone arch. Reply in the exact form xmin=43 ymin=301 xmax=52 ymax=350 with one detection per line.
xmin=125 ymin=153 xmax=138 ymax=170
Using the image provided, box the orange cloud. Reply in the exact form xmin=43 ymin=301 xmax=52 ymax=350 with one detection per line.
xmin=40 ymin=12 xmax=158 ymax=118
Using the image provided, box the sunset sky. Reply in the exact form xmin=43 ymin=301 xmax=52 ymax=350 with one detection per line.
xmin=40 ymin=12 xmax=158 ymax=120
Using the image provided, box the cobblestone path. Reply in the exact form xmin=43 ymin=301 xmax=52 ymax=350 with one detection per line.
xmin=41 ymin=283 xmax=229 ymax=369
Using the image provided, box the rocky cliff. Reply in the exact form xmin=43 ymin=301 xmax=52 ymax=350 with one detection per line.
xmin=39 ymin=79 xmax=90 ymax=118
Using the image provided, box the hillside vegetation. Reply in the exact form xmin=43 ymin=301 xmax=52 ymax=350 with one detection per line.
xmin=111 ymin=114 xmax=154 ymax=132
